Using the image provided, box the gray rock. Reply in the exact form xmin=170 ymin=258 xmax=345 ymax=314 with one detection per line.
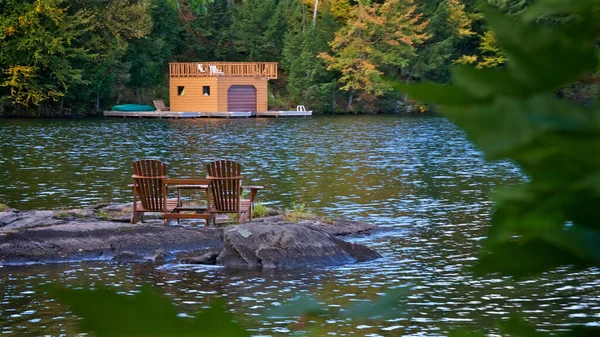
xmin=149 ymin=250 xmax=169 ymax=264
xmin=112 ymin=251 xmax=143 ymax=264
xmin=0 ymin=221 xmax=223 ymax=265
xmin=217 ymin=223 xmax=380 ymax=269
xmin=180 ymin=251 xmax=219 ymax=265
xmin=0 ymin=210 xmax=61 ymax=229
xmin=302 ymin=219 xmax=375 ymax=236
xmin=0 ymin=204 xmax=379 ymax=268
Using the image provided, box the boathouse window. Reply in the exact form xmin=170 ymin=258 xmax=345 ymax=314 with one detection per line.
xmin=177 ymin=86 xmax=185 ymax=96
xmin=203 ymin=86 xmax=210 ymax=96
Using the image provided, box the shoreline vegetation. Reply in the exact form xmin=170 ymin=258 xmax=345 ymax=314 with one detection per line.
xmin=2 ymin=0 xmax=595 ymax=117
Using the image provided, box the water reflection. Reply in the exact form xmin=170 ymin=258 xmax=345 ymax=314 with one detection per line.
xmin=1 ymin=116 xmax=598 ymax=336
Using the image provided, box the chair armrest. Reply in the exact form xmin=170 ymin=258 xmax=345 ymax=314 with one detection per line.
xmin=242 ymin=185 xmax=264 ymax=190
xmin=242 ymin=186 xmax=263 ymax=204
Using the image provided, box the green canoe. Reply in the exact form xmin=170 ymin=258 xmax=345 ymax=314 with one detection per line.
xmin=111 ymin=104 xmax=155 ymax=112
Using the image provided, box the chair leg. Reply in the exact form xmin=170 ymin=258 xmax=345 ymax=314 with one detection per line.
xmin=131 ymin=211 xmax=143 ymax=224
xmin=239 ymin=211 xmax=249 ymax=224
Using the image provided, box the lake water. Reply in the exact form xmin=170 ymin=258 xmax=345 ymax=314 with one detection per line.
xmin=1 ymin=116 xmax=598 ymax=336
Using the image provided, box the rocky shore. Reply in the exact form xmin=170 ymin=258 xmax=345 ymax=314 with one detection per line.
xmin=0 ymin=204 xmax=380 ymax=268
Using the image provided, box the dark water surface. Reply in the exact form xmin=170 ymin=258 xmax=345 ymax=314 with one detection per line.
xmin=1 ymin=116 xmax=598 ymax=336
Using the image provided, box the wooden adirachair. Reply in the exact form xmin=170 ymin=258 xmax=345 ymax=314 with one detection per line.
xmin=131 ymin=159 xmax=213 ymax=226
xmin=153 ymin=100 xmax=170 ymax=111
xmin=131 ymin=159 xmax=175 ymax=224
xmin=206 ymin=160 xmax=263 ymax=224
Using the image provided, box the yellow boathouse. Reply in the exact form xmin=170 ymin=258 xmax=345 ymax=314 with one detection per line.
xmin=169 ymin=62 xmax=277 ymax=113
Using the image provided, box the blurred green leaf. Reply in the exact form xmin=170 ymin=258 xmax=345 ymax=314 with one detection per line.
xmin=521 ymin=0 xmax=600 ymax=21
xmin=443 ymin=94 xmax=597 ymax=161
xmin=497 ymin=316 xmax=547 ymax=336
xmin=566 ymin=327 xmax=600 ymax=336
xmin=263 ymin=295 xmax=325 ymax=318
xmin=451 ymin=65 xmax=528 ymax=99
xmin=396 ymin=82 xmax=480 ymax=106
xmin=474 ymin=239 xmax=588 ymax=277
xmin=340 ymin=287 xmax=408 ymax=319
xmin=449 ymin=329 xmax=486 ymax=337
xmin=50 ymin=285 xmax=249 ymax=337
xmin=483 ymin=6 xmax=598 ymax=92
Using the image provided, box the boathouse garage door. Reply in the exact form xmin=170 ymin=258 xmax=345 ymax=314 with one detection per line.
xmin=227 ymin=85 xmax=256 ymax=112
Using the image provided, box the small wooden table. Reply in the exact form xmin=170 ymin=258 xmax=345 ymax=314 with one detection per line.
xmin=163 ymin=179 xmax=213 ymax=225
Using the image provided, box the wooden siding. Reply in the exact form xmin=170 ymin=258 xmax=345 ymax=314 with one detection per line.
xmin=170 ymin=77 xmax=218 ymax=112
xmin=170 ymin=76 xmax=269 ymax=112
xmin=169 ymin=62 xmax=277 ymax=79
xmin=217 ymin=77 xmax=268 ymax=112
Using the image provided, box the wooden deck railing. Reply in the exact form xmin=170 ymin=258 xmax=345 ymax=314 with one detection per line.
xmin=169 ymin=62 xmax=278 ymax=79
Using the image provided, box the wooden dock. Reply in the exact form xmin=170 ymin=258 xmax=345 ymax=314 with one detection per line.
xmin=103 ymin=110 xmax=312 ymax=119
xmin=256 ymin=110 xmax=312 ymax=117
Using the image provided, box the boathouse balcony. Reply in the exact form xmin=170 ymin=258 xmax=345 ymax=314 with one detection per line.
xmin=169 ymin=62 xmax=278 ymax=79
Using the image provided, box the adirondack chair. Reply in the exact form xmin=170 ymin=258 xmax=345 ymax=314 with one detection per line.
xmin=206 ymin=160 xmax=263 ymax=224
xmin=131 ymin=159 xmax=175 ymax=224
xmin=131 ymin=159 xmax=213 ymax=226
xmin=209 ymin=65 xmax=224 ymax=76
xmin=153 ymin=100 xmax=170 ymax=111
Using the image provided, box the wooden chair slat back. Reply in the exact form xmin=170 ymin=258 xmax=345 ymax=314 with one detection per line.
xmin=207 ymin=160 xmax=242 ymax=212
xmin=133 ymin=159 xmax=167 ymax=211
xmin=153 ymin=100 xmax=169 ymax=111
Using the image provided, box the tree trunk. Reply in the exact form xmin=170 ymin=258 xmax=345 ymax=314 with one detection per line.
xmin=313 ymin=0 xmax=319 ymax=26
xmin=59 ymin=98 xmax=64 ymax=113
xmin=96 ymin=91 xmax=100 ymax=112
xmin=346 ymin=92 xmax=353 ymax=112
xmin=136 ymin=89 xmax=141 ymax=104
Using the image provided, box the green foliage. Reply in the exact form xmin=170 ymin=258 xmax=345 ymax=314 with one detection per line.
xmin=0 ymin=0 xmax=155 ymax=114
xmin=125 ymin=0 xmax=182 ymax=103
xmin=229 ymin=0 xmax=290 ymax=61
xmin=49 ymin=284 xmax=409 ymax=337
xmin=283 ymin=202 xmax=317 ymax=222
xmin=402 ymin=0 xmax=600 ymax=291
xmin=397 ymin=1 xmax=600 ymax=335
xmin=51 ymin=285 xmax=249 ymax=337
xmin=252 ymin=202 xmax=270 ymax=218
xmin=0 ymin=0 xmax=596 ymax=114
xmin=0 ymin=0 xmax=92 ymax=107
xmin=167 ymin=0 xmax=215 ymax=15
xmin=0 ymin=203 xmax=8 ymax=212
xmin=281 ymin=0 xmax=338 ymax=111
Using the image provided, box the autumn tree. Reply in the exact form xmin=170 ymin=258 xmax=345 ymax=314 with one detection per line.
xmin=454 ymin=0 xmax=530 ymax=68
xmin=320 ymin=0 xmax=429 ymax=111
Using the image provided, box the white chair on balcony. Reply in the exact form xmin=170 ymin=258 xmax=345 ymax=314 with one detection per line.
xmin=198 ymin=64 xmax=206 ymax=75
xmin=209 ymin=65 xmax=224 ymax=76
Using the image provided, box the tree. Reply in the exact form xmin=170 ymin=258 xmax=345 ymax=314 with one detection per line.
xmin=454 ymin=0 xmax=531 ymax=68
xmin=0 ymin=0 xmax=92 ymax=108
xmin=66 ymin=0 xmax=153 ymax=111
xmin=320 ymin=0 xmax=430 ymax=111
xmin=282 ymin=0 xmax=339 ymax=112
xmin=125 ymin=0 xmax=182 ymax=104
xmin=228 ymin=0 xmax=291 ymax=62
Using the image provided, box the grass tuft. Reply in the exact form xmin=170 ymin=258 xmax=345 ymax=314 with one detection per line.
xmin=252 ymin=202 xmax=270 ymax=218
xmin=283 ymin=203 xmax=317 ymax=223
